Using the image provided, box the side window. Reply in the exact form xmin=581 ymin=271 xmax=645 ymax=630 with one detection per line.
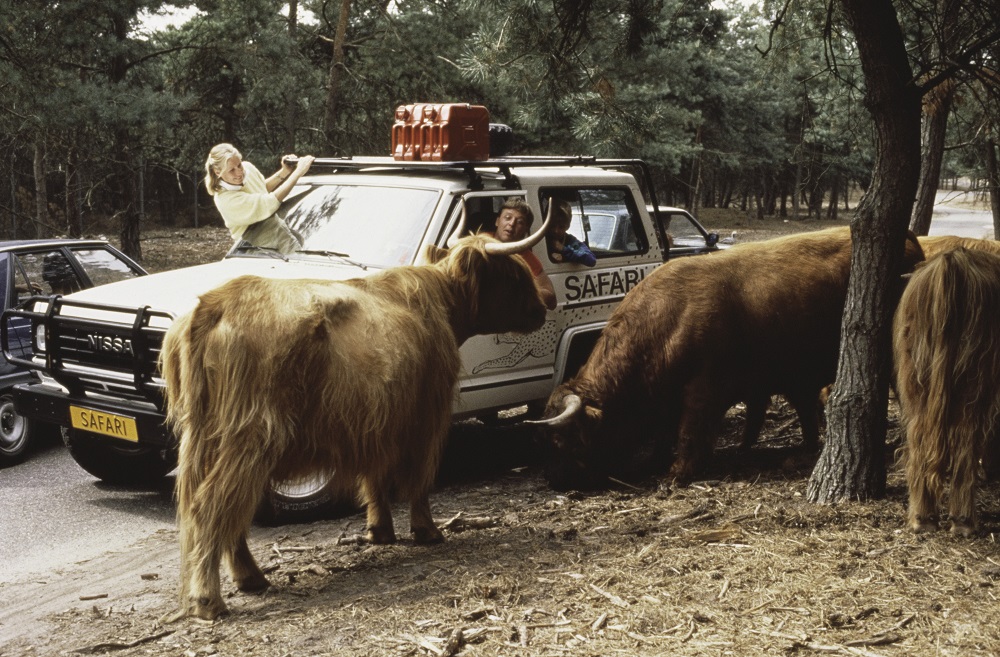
xmin=664 ymin=212 xmax=704 ymax=246
xmin=457 ymin=193 xmax=531 ymax=237
xmin=539 ymin=187 xmax=647 ymax=259
xmin=68 ymin=248 xmax=143 ymax=288
xmin=14 ymin=252 xmax=82 ymax=297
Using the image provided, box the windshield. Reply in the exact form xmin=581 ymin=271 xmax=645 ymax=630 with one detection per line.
xmin=265 ymin=184 xmax=442 ymax=268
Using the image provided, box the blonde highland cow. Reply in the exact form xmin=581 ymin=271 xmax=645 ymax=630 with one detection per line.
xmin=160 ymin=225 xmax=549 ymax=620
xmin=895 ymin=247 xmax=1000 ymax=537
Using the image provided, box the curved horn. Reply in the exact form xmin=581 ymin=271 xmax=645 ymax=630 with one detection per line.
xmin=446 ymin=202 xmax=468 ymax=248
xmin=445 ymin=198 xmax=467 ymax=249
xmin=523 ymin=393 xmax=583 ymax=428
xmin=484 ymin=196 xmax=555 ymax=256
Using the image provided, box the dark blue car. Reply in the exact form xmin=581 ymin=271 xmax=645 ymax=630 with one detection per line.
xmin=0 ymin=239 xmax=146 ymax=465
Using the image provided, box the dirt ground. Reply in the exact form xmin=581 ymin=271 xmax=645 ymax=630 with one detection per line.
xmin=3 ymin=210 xmax=1000 ymax=657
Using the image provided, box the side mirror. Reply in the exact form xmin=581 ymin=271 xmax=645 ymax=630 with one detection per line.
xmin=706 ymin=232 xmax=719 ymax=247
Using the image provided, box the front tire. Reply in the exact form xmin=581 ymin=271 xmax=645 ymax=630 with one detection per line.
xmin=62 ymin=427 xmax=177 ymax=486
xmin=0 ymin=393 xmax=32 ymax=465
xmin=255 ymin=473 xmax=358 ymax=526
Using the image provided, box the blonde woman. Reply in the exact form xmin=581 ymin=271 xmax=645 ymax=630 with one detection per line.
xmin=204 ymin=143 xmax=315 ymax=253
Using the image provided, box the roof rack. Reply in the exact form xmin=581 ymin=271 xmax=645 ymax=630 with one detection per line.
xmin=308 ymin=156 xmax=658 ymax=197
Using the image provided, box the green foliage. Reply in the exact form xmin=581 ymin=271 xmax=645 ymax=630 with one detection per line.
xmin=0 ymin=0 xmax=997 ymax=240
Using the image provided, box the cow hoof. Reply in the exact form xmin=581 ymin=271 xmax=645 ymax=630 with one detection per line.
xmin=950 ymin=520 xmax=976 ymax=538
xmin=236 ymin=573 xmax=270 ymax=593
xmin=412 ymin=526 xmax=445 ymax=545
xmin=909 ymin=517 xmax=938 ymax=533
xmin=666 ymin=465 xmax=695 ymax=487
xmin=190 ymin=596 xmax=228 ymax=621
xmin=367 ymin=527 xmax=397 ymax=545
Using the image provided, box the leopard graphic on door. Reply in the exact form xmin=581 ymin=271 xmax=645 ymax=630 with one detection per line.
xmin=471 ymin=320 xmax=559 ymax=374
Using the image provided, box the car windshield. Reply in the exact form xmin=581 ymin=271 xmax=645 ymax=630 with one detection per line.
xmin=258 ymin=183 xmax=442 ymax=268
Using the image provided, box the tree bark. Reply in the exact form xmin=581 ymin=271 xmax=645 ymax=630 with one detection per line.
xmin=323 ymin=0 xmax=352 ymax=151
xmin=827 ymin=174 xmax=840 ymax=220
xmin=986 ymin=137 xmax=1000 ymax=239
xmin=109 ymin=8 xmax=141 ymax=260
xmin=65 ymin=145 xmax=81 ymax=237
xmin=33 ymin=139 xmax=46 ymax=237
xmin=284 ymin=0 xmax=299 ymax=153
xmin=807 ymin=0 xmax=922 ymax=503
xmin=909 ymin=78 xmax=956 ymax=236
xmin=114 ymin=127 xmax=142 ymax=259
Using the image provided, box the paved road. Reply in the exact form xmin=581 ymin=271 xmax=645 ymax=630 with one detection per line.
xmin=0 ymin=438 xmax=175 ymax=584
xmin=928 ymin=192 xmax=994 ymax=238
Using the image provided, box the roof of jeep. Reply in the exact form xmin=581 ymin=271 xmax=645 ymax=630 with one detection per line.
xmin=301 ymin=157 xmax=641 ymax=190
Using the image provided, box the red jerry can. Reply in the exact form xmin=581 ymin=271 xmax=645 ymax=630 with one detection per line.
xmin=421 ymin=104 xmax=491 ymax=162
xmin=391 ymin=103 xmax=431 ymax=161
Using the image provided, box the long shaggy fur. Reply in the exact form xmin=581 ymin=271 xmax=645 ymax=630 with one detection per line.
xmin=917 ymin=235 xmax=1000 ymax=261
xmin=160 ymin=235 xmax=546 ymax=620
xmin=543 ymin=227 xmax=925 ymax=490
xmin=895 ymin=247 xmax=1000 ymax=536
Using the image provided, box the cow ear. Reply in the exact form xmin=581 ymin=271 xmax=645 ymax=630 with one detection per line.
xmin=425 ymin=244 xmax=448 ymax=264
xmin=585 ymin=405 xmax=603 ymax=422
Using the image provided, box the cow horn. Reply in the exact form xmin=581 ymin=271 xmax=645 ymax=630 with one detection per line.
xmin=446 ymin=202 xmax=468 ymax=248
xmin=524 ymin=393 xmax=582 ymax=428
xmin=483 ymin=197 xmax=554 ymax=256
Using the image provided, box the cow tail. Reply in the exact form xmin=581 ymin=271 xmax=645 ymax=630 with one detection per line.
xmin=916 ymin=250 xmax=968 ymax=492
xmin=160 ymin=305 xmax=222 ymax=608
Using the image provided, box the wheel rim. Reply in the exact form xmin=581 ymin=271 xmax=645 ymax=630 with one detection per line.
xmin=272 ymin=473 xmax=333 ymax=502
xmin=0 ymin=397 xmax=27 ymax=454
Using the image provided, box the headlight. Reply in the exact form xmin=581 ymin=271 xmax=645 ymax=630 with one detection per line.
xmin=34 ymin=324 xmax=46 ymax=353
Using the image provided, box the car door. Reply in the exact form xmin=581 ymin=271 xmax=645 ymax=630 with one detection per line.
xmin=3 ymin=253 xmax=37 ymax=368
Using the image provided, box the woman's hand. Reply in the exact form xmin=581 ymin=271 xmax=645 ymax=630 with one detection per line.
xmin=280 ymin=154 xmax=298 ymax=177
xmin=294 ymin=155 xmax=315 ymax=176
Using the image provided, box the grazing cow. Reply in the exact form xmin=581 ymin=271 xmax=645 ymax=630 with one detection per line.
xmin=918 ymin=235 xmax=1000 ymax=260
xmin=160 ymin=226 xmax=549 ymax=621
xmin=894 ymin=247 xmax=1000 ymax=536
xmin=535 ymin=227 xmax=924 ymax=490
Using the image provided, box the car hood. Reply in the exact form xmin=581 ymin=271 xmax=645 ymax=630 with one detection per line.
xmin=61 ymin=256 xmax=380 ymax=320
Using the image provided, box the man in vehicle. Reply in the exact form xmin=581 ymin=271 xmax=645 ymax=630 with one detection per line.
xmin=493 ymin=198 xmax=557 ymax=310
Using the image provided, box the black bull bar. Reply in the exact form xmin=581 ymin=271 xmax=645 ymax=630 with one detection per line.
xmin=2 ymin=295 xmax=173 ymax=410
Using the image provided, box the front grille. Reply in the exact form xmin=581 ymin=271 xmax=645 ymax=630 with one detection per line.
xmin=2 ymin=296 xmax=173 ymax=403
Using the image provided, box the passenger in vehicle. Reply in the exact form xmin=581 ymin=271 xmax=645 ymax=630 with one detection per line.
xmin=547 ymin=199 xmax=596 ymax=267
xmin=42 ymin=251 xmax=80 ymax=295
xmin=204 ymin=143 xmax=315 ymax=254
xmin=492 ymin=198 xmax=557 ymax=310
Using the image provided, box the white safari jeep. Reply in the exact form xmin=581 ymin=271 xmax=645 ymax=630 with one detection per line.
xmin=4 ymin=155 xmax=720 ymax=520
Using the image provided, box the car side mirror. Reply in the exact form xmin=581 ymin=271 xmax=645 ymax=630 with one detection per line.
xmin=706 ymin=232 xmax=719 ymax=247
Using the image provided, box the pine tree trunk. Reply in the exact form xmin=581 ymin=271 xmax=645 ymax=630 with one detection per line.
xmin=33 ymin=139 xmax=46 ymax=238
xmin=985 ymin=137 xmax=1000 ymax=239
xmin=65 ymin=146 xmax=81 ymax=237
xmin=909 ymin=79 xmax=956 ymax=236
xmin=323 ymin=0 xmax=352 ymax=150
xmin=284 ymin=0 xmax=299 ymax=153
xmin=115 ymin=127 xmax=142 ymax=259
xmin=109 ymin=8 xmax=141 ymax=260
xmin=827 ymin=174 xmax=840 ymax=220
xmin=807 ymin=0 xmax=922 ymax=503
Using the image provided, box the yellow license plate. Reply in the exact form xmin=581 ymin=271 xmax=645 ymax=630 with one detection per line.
xmin=69 ymin=406 xmax=139 ymax=442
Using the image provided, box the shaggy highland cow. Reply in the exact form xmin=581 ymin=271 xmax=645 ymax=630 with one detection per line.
xmin=537 ymin=227 xmax=924 ymax=490
xmin=895 ymin=247 xmax=1000 ymax=536
xmin=160 ymin=224 xmax=549 ymax=620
